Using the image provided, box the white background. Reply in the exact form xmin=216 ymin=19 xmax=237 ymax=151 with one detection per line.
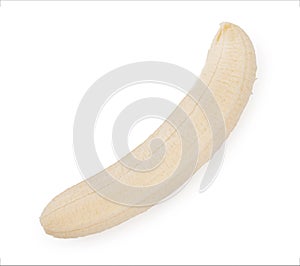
xmin=0 ymin=1 xmax=300 ymax=265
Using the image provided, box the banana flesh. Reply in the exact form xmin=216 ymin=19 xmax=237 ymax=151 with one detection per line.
xmin=40 ymin=22 xmax=257 ymax=238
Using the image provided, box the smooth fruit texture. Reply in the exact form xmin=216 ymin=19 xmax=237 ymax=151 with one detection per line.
xmin=40 ymin=22 xmax=257 ymax=238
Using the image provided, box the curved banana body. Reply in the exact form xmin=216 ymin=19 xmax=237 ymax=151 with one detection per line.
xmin=40 ymin=23 xmax=257 ymax=238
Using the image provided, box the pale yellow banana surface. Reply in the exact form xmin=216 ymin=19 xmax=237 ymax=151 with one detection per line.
xmin=40 ymin=22 xmax=257 ymax=238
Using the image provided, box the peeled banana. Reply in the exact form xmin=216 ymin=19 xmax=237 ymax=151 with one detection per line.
xmin=40 ymin=22 xmax=257 ymax=238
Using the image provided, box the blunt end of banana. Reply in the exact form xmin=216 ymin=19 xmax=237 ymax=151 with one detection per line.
xmin=40 ymin=201 xmax=63 ymax=238
xmin=41 ymin=23 xmax=257 ymax=238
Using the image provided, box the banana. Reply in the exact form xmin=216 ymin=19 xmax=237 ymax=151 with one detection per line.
xmin=40 ymin=22 xmax=257 ymax=238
